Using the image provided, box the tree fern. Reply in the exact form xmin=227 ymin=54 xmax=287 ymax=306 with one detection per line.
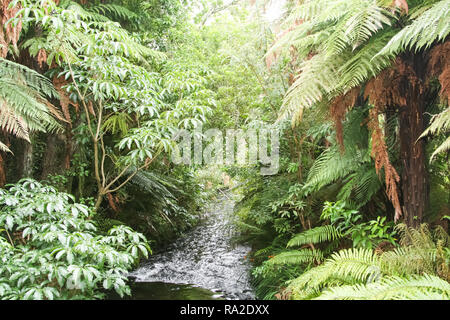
xmin=277 ymin=0 xmax=450 ymax=128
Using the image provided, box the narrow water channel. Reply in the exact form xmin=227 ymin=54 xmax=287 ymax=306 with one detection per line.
xmin=119 ymin=192 xmax=255 ymax=300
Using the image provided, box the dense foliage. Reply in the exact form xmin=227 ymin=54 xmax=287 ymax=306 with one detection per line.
xmin=0 ymin=179 xmax=150 ymax=299
xmin=0 ymin=0 xmax=448 ymax=300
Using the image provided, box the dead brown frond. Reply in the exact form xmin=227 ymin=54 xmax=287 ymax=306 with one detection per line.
xmin=368 ymin=107 xmax=402 ymax=221
xmin=329 ymin=87 xmax=360 ymax=150
xmin=364 ymin=58 xmax=423 ymax=108
xmin=428 ymin=41 xmax=450 ymax=103
xmin=0 ymin=0 xmax=22 ymax=58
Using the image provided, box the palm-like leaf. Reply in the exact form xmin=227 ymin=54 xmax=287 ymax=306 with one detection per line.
xmin=316 ymin=274 xmax=450 ymax=300
xmin=420 ymin=107 xmax=450 ymax=161
xmin=287 ymin=225 xmax=344 ymax=248
xmin=0 ymin=58 xmax=62 ymax=150
xmin=377 ymin=0 xmax=450 ymax=56
xmin=267 ymin=249 xmax=324 ymax=265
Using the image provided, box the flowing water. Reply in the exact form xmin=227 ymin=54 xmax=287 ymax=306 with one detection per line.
xmin=122 ymin=192 xmax=255 ymax=300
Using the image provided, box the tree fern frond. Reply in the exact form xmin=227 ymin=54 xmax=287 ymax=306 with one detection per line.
xmin=268 ymin=249 xmax=324 ymax=265
xmin=303 ymin=146 xmax=366 ymax=193
xmin=0 ymin=58 xmax=61 ymax=144
xmin=0 ymin=99 xmax=30 ymax=141
xmin=88 ymin=4 xmax=139 ymax=23
xmin=0 ymin=58 xmax=56 ymax=98
xmin=280 ymin=52 xmax=347 ymax=124
xmin=324 ymin=1 xmax=394 ymax=56
xmin=429 ymin=136 xmax=450 ymax=160
xmin=0 ymin=81 xmax=60 ymax=133
xmin=377 ymin=0 xmax=450 ymax=57
xmin=316 ymin=274 xmax=450 ymax=300
xmin=0 ymin=141 xmax=11 ymax=153
xmin=325 ymin=248 xmax=382 ymax=283
xmin=287 ymin=225 xmax=344 ymax=248
xmin=129 ymin=170 xmax=177 ymax=200
xmin=287 ymin=248 xmax=381 ymax=299
xmin=348 ymin=166 xmax=382 ymax=207
xmin=286 ymin=0 xmax=353 ymax=26
xmin=337 ymin=30 xmax=396 ymax=93
xmin=420 ymin=107 xmax=450 ymax=161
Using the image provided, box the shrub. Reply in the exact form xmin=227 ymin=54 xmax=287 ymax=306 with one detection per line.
xmin=0 ymin=179 xmax=150 ymax=300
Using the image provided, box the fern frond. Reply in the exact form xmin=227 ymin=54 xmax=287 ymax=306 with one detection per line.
xmin=316 ymin=274 xmax=450 ymax=300
xmin=129 ymin=170 xmax=178 ymax=200
xmin=287 ymin=248 xmax=382 ymax=299
xmin=381 ymin=247 xmax=438 ymax=276
xmin=303 ymin=146 xmax=366 ymax=193
xmin=337 ymin=30 xmax=396 ymax=93
xmin=287 ymin=264 xmax=335 ymax=300
xmin=325 ymin=248 xmax=382 ymax=283
xmin=268 ymin=249 xmax=324 ymax=265
xmin=340 ymin=165 xmax=382 ymax=207
xmin=102 ymin=112 xmax=133 ymax=136
xmin=377 ymin=0 xmax=450 ymax=56
xmin=324 ymin=1 xmax=394 ymax=55
xmin=0 ymin=58 xmax=61 ymax=144
xmin=287 ymin=225 xmax=344 ymax=248
xmin=381 ymin=223 xmax=450 ymax=277
xmin=420 ymin=107 xmax=450 ymax=161
xmin=430 ymin=136 xmax=450 ymax=160
xmin=286 ymin=0 xmax=352 ymax=25
xmin=88 ymin=4 xmax=139 ymax=23
xmin=280 ymin=52 xmax=347 ymax=124
xmin=0 ymin=141 xmax=11 ymax=153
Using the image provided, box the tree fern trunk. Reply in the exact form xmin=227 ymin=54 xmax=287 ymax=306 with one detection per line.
xmin=398 ymin=54 xmax=429 ymax=228
xmin=399 ymin=101 xmax=428 ymax=227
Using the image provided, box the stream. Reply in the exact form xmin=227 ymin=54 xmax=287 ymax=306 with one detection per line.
xmin=114 ymin=192 xmax=255 ymax=300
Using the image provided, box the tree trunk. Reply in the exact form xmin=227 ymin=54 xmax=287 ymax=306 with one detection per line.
xmin=0 ymin=153 xmax=6 ymax=187
xmin=398 ymin=96 xmax=428 ymax=228
xmin=40 ymin=134 xmax=59 ymax=180
xmin=20 ymin=139 xmax=34 ymax=178
xmin=95 ymin=192 xmax=104 ymax=210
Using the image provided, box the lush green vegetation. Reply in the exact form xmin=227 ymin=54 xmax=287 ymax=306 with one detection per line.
xmin=0 ymin=179 xmax=150 ymax=299
xmin=0 ymin=0 xmax=449 ymax=300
